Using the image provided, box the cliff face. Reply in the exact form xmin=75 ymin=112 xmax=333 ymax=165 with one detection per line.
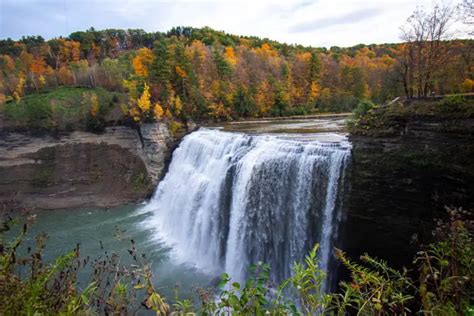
xmin=0 ymin=124 xmax=175 ymax=210
xmin=342 ymin=118 xmax=474 ymax=268
xmin=140 ymin=123 xmax=174 ymax=183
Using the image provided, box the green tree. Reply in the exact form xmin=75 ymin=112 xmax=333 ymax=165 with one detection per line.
xmin=213 ymin=48 xmax=232 ymax=79
xmin=273 ymin=83 xmax=289 ymax=116
xmin=232 ymin=86 xmax=257 ymax=117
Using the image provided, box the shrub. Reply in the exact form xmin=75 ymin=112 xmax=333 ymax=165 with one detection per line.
xmin=439 ymin=95 xmax=466 ymax=109
xmin=85 ymin=116 xmax=106 ymax=133
xmin=0 ymin=209 xmax=170 ymax=315
xmin=277 ymin=244 xmax=331 ymax=314
xmin=284 ymin=106 xmax=308 ymax=116
xmin=353 ymin=99 xmax=376 ymax=119
xmin=460 ymin=79 xmax=474 ymax=93
xmin=333 ymin=250 xmax=415 ymax=315
xmin=4 ymin=97 xmax=53 ymax=131
xmin=168 ymin=119 xmax=184 ymax=137
xmin=332 ymin=207 xmax=473 ymax=316
xmin=1 ymin=206 xmax=471 ymax=315
xmin=199 ymin=244 xmax=330 ymax=315
xmin=415 ymin=207 xmax=473 ymax=315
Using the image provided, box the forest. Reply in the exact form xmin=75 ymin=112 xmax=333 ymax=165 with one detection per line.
xmin=0 ymin=4 xmax=472 ymax=126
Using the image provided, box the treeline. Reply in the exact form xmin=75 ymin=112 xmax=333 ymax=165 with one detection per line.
xmin=0 ymin=6 xmax=472 ymax=122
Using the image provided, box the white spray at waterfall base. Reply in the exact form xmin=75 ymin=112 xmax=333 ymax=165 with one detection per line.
xmin=141 ymin=128 xmax=351 ymax=290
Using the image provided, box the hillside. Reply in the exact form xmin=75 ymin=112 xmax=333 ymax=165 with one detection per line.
xmin=0 ymin=27 xmax=472 ymax=128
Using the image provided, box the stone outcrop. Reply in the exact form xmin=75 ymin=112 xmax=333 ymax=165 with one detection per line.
xmin=140 ymin=123 xmax=174 ymax=183
xmin=0 ymin=124 xmax=175 ymax=210
xmin=341 ymin=118 xmax=474 ymax=269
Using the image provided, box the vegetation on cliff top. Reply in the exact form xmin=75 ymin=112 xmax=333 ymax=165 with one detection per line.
xmin=1 ymin=206 xmax=472 ymax=315
xmin=349 ymin=96 xmax=474 ymax=137
xmin=0 ymin=2 xmax=472 ymax=130
xmin=2 ymin=86 xmax=123 ymax=132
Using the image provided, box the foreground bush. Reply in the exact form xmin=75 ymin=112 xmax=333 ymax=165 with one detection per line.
xmin=0 ymin=211 xmax=170 ymax=315
xmin=0 ymin=207 xmax=472 ymax=315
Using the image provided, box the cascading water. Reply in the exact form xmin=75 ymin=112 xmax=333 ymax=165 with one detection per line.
xmin=142 ymin=128 xmax=351 ymax=289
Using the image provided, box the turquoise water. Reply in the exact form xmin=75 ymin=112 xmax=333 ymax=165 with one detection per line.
xmin=23 ymin=204 xmax=213 ymax=300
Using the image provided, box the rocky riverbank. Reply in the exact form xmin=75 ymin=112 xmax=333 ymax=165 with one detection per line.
xmin=0 ymin=123 xmax=178 ymax=210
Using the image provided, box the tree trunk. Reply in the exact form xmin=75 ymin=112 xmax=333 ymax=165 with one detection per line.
xmin=30 ymin=73 xmax=38 ymax=92
xmin=403 ymin=65 xmax=409 ymax=99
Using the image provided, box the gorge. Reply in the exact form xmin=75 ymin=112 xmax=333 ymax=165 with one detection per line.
xmin=3 ymin=113 xmax=473 ymax=302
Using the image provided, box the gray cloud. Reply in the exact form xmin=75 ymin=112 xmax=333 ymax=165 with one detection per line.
xmin=289 ymin=7 xmax=383 ymax=33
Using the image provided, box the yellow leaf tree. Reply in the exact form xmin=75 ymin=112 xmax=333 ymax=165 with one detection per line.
xmin=309 ymin=81 xmax=320 ymax=103
xmin=13 ymin=73 xmax=26 ymax=102
xmin=137 ymin=83 xmax=152 ymax=112
xmin=89 ymin=93 xmax=99 ymax=117
xmin=224 ymin=47 xmax=237 ymax=66
xmin=133 ymin=48 xmax=155 ymax=78
xmin=173 ymin=95 xmax=183 ymax=116
xmin=154 ymin=102 xmax=164 ymax=120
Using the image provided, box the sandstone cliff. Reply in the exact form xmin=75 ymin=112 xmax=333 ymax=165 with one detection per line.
xmin=0 ymin=123 xmax=175 ymax=210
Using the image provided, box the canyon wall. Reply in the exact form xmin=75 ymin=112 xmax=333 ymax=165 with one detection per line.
xmin=343 ymin=118 xmax=474 ymax=268
xmin=0 ymin=124 xmax=176 ymax=210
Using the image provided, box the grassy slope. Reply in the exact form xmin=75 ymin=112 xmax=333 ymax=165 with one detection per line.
xmin=1 ymin=87 xmax=126 ymax=132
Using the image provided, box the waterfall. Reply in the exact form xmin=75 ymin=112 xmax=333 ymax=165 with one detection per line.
xmin=142 ymin=128 xmax=351 ymax=287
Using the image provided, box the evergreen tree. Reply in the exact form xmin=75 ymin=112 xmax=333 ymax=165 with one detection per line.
xmin=232 ymin=86 xmax=256 ymax=117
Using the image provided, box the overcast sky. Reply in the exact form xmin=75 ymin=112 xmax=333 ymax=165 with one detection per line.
xmin=0 ymin=0 xmax=463 ymax=47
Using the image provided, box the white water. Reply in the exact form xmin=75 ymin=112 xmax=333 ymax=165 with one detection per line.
xmin=142 ymin=128 xmax=351 ymax=287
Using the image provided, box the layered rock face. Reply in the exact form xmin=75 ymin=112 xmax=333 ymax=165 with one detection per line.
xmin=140 ymin=123 xmax=174 ymax=183
xmin=342 ymin=119 xmax=474 ymax=268
xmin=0 ymin=124 xmax=174 ymax=210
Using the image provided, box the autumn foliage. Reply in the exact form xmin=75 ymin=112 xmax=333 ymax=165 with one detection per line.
xmin=0 ymin=20 xmax=472 ymax=123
